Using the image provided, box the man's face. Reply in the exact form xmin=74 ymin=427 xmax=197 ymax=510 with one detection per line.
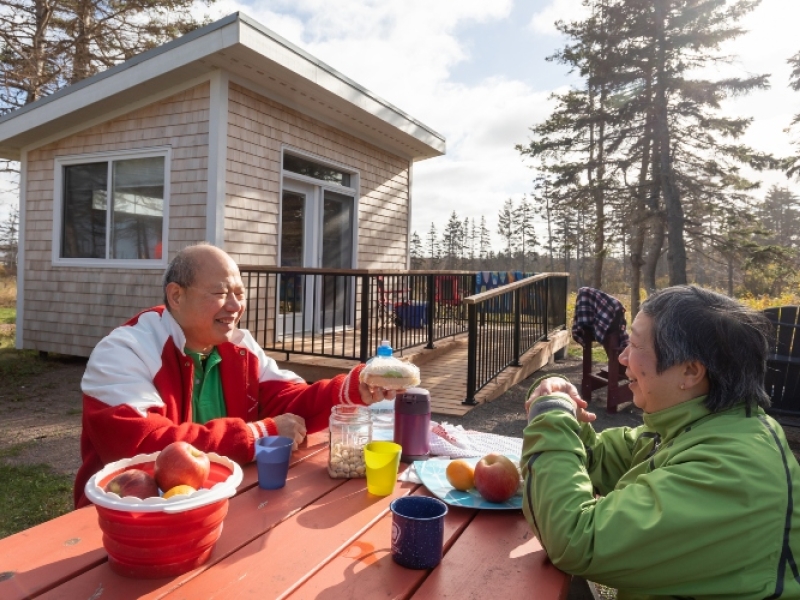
xmin=167 ymin=250 xmax=246 ymax=354
xmin=618 ymin=312 xmax=686 ymax=413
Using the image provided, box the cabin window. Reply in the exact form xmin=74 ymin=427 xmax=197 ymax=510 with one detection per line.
xmin=54 ymin=149 xmax=169 ymax=266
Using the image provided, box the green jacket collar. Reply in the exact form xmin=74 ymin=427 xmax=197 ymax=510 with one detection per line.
xmin=641 ymin=396 xmax=712 ymax=443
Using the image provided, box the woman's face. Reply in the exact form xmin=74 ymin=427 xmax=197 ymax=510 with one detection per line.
xmin=619 ymin=312 xmax=688 ymax=413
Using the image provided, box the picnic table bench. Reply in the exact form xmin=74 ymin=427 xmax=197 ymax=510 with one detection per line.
xmin=0 ymin=431 xmax=570 ymax=599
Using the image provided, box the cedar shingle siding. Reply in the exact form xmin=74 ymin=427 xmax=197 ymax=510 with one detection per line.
xmin=23 ymin=80 xmax=410 ymax=357
xmin=225 ymin=83 xmax=409 ymax=267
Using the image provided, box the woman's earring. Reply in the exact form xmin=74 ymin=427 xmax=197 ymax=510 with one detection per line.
xmin=680 ymin=384 xmax=685 ymax=390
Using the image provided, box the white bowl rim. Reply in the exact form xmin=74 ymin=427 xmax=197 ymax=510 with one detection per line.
xmin=85 ymin=451 xmax=243 ymax=514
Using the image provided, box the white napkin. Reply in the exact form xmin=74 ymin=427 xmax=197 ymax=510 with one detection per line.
xmin=428 ymin=421 xmax=523 ymax=459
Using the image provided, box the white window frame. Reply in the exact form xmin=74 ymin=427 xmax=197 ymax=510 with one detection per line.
xmin=278 ymin=146 xmax=359 ymax=269
xmin=52 ymin=146 xmax=171 ymax=268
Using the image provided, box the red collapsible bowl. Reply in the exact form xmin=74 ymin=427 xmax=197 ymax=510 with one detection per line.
xmin=85 ymin=452 xmax=242 ymax=579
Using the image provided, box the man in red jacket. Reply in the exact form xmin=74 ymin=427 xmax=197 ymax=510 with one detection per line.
xmin=74 ymin=243 xmax=392 ymax=508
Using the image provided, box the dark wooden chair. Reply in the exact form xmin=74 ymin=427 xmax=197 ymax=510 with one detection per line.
xmin=434 ymin=275 xmax=463 ymax=320
xmin=764 ymin=306 xmax=800 ymax=422
xmin=579 ymin=312 xmax=632 ymax=414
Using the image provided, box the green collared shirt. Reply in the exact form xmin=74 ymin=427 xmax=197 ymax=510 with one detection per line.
xmin=185 ymin=347 xmax=227 ymax=424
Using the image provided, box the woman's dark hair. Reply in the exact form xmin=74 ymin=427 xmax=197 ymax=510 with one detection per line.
xmin=639 ymin=285 xmax=772 ymax=413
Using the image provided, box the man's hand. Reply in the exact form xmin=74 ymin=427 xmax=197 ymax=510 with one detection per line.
xmin=525 ymin=377 xmax=596 ymax=423
xmin=359 ymin=382 xmax=397 ymax=405
xmin=272 ymin=413 xmax=307 ymax=450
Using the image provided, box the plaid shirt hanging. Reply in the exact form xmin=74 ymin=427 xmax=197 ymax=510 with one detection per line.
xmin=572 ymin=287 xmax=630 ymax=350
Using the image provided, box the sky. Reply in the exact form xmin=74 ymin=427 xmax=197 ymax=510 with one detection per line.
xmin=2 ymin=0 xmax=799 ymax=251
xmin=203 ymin=0 xmax=800 ymax=249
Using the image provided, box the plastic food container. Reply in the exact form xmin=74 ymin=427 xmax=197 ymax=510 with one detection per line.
xmin=84 ymin=451 xmax=243 ymax=578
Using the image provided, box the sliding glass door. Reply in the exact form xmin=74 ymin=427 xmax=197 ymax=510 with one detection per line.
xmin=279 ymin=178 xmax=355 ymax=335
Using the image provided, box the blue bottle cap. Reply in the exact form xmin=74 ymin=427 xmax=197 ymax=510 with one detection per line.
xmin=376 ymin=340 xmax=393 ymax=357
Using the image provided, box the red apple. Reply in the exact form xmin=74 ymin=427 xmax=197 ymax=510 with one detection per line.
xmin=473 ymin=453 xmax=520 ymax=503
xmin=154 ymin=441 xmax=211 ymax=491
xmin=104 ymin=468 xmax=159 ymax=499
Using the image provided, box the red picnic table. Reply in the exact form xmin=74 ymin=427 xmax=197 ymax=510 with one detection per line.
xmin=0 ymin=431 xmax=570 ymax=600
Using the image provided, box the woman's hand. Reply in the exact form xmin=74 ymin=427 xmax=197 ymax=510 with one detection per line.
xmin=525 ymin=377 xmax=596 ymax=423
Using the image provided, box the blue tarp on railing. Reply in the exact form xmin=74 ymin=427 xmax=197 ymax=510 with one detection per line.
xmin=475 ymin=271 xmax=534 ymax=312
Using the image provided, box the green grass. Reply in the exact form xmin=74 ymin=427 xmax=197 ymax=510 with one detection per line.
xmin=0 ymin=445 xmax=74 ymax=538
xmin=0 ymin=349 xmax=48 ymax=384
xmin=0 ymin=307 xmax=14 ymax=324
xmin=568 ymin=342 xmax=608 ymax=363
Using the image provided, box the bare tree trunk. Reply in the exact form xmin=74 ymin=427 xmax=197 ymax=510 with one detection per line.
xmin=544 ymin=180 xmax=555 ymax=271
xmin=27 ymin=0 xmax=57 ymax=104
xmin=70 ymin=0 xmax=93 ymax=83
xmin=629 ymin=68 xmax=654 ymax=317
xmin=586 ymin=82 xmax=607 ymax=290
xmin=643 ymin=145 xmax=664 ymax=294
xmin=654 ymin=0 xmax=687 ymax=285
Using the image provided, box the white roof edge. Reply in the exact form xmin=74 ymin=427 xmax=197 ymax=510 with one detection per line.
xmin=0 ymin=12 xmax=445 ymax=158
xmin=236 ymin=13 xmax=444 ymax=145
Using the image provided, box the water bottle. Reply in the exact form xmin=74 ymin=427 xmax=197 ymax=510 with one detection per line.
xmin=369 ymin=340 xmax=396 ymax=441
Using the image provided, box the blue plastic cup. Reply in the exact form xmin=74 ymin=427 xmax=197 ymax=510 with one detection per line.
xmin=389 ymin=496 xmax=448 ymax=569
xmin=255 ymin=436 xmax=294 ymax=490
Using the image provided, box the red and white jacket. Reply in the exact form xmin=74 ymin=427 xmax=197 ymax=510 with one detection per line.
xmin=75 ymin=306 xmax=365 ymax=508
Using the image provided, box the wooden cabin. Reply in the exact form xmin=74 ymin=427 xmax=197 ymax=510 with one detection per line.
xmin=0 ymin=13 xmax=445 ymax=357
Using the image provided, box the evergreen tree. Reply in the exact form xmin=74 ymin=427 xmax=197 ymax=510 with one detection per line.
xmin=758 ymin=185 xmax=800 ymax=249
xmin=513 ymin=194 xmax=537 ymax=273
xmin=441 ymin=211 xmax=463 ymax=269
xmin=0 ymin=204 xmax=18 ymax=274
xmin=788 ymin=49 xmax=800 ymax=179
xmin=409 ymin=230 xmax=424 ymax=270
xmin=521 ymin=0 xmax=776 ymax=296
xmin=479 ymin=216 xmax=491 ymax=263
xmin=426 ymin=222 xmax=440 ymax=268
xmin=497 ymin=198 xmax=516 ymax=257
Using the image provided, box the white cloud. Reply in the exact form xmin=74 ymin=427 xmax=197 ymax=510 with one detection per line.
xmin=528 ymin=0 xmax=588 ymax=36
xmin=219 ymin=0 xmax=532 ymax=246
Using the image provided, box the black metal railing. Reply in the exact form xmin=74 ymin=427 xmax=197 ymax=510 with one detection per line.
xmin=463 ymin=273 xmax=569 ymax=404
xmin=238 ymin=267 xmax=476 ymax=362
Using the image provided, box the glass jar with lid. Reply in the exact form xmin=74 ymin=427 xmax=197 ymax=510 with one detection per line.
xmin=328 ymin=405 xmax=372 ymax=478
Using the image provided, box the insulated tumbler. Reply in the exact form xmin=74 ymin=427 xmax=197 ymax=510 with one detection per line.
xmin=393 ymin=388 xmax=431 ymax=462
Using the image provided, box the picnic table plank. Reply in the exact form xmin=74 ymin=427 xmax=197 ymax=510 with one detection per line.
xmin=286 ymin=488 xmax=477 ymax=600
xmin=35 ymin=450 xmax=346 ymax=600
xmin=0 ymin=506 xmax=105 ymax=600
xmin=411 ymin=509 xmax=571 ymax=599
xmin=0 ymin=432 xmax=330 ymax=600
xmin=158 ymin=477 xmax=421 ymax=599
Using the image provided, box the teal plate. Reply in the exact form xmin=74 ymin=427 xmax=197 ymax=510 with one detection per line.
xmin=414 ymin=456 xmax=522 ymax=510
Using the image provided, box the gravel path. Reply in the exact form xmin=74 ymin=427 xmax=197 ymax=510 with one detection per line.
xmin=432 ymin=355 xmax=643 ymax=437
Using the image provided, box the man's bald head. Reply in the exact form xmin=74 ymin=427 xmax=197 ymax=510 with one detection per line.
xmin=162 ymin=243 xmax=237 ymax=310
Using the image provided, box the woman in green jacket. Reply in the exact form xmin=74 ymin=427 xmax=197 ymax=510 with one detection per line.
xmin=522 ymin=286 xmax=800 ymax=599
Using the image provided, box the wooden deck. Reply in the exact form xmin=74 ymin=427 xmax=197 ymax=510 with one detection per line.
xmin=268 ymin=329 xmax=570 ymax=416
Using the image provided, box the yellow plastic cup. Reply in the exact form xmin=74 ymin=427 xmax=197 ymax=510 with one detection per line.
xmin=364 ymin=441 xmax=402 ymax=496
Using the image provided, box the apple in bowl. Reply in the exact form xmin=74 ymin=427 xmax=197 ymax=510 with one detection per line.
xmin=473 ymin=453 xmax=521 ymax=503
xmin=154 ymin=441 xmax=211 ymax=491
xmin=104 ymin=468 xmax=159 ymax=499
